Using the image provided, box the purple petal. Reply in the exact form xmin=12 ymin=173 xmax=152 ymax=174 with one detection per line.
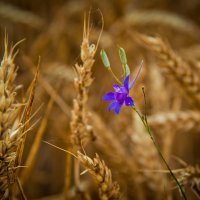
xmin=125 ymin=96 xmax=134 ymax=106
xmin=102 ymin=92 xmax=115 ymax=101
xmin=113 ymin=84 xmax=128 ymax=94
xmin=113 ymin=84 xmax=121 ymax=92
xmin=129 ymin=61 xmax=143 ymax=89
xmin=123 ymin=75 xmax=130 ymax=91
xmin=114 ymin=102 xmax=123 ymax=114
xmin=108 ymin=101 xmax=118 ymax=112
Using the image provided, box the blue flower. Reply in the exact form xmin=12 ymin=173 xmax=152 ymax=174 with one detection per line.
xmin=102 ymin=63 xmax=142 ymax=114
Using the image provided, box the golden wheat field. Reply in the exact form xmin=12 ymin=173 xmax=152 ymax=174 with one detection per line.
xmin=0 ymin=0 xmax=199 ymax=200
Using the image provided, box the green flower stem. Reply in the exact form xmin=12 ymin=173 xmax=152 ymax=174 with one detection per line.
xmin=108 ymin=68 xmax=122 ymax=86
xmin=131 ymin=106 xmax=187 ymax=200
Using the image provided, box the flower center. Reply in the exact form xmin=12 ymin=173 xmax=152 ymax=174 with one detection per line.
xmin=115 ymin=91 xmax=128 ymax=104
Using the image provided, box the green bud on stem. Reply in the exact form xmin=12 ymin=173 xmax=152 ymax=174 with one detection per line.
xmin=100 ymin=49 xmax=110 ymax=68
xmin=125 ymin=64 xmax=130 ymax=76
xmin=119 ymin=48 xmax=127 ymax=65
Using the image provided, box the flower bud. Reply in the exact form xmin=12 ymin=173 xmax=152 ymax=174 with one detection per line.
xmin=119 ymin=47 xmax=127 ymax=65
xmin=100 ymin=49 xmax=110 ymax=68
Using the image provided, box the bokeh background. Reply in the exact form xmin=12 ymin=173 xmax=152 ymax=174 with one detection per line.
xmin=0 ymin=0 xmax=199 ymax=199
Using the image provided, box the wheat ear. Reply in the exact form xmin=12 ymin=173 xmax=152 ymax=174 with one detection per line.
xmin=69 ymin=12 xmax=103 ymax=196
xmin=0 ymin=37 xmax=26 ymax=199
xmin=77 ymin=151 xmax=121 ymax=200
xmin=70 ymin=12 xmax=101 ymax=147
xmin=135 ymin=34 xmax=200 ymax=108
xmin=148 ymin=110 xmax=200 ymax=133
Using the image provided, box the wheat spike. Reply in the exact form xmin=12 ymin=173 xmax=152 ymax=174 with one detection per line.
xmin=68 ymin=12 xmax=102 ymax=197
xmin=0 ymin=37 xmax=25 ymax=199
xmin=77 ymin=151 xmax=121 ymax=200
xmin=70 ymin=12 xmax=100 ymax=147
xmin=148 ymin=110 xmax=200 ymax=134
xmin=136 ymin=34 xmax=200 ymax=108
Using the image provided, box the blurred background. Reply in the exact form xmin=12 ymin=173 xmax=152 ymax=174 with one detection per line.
xmin=0 ymin=0 xmax=199 ymax=199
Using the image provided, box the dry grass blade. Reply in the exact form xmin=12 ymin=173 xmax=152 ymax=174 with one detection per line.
xmin=135 ymin=33 xmax=200 ymax=108
xmin=20 ymin=97 xmax=54 ymax=185
xmin=64 ymin=148 xmax=72 ymax=199
xmin=77 ymin=151 xmax=121 ymax=200
xmin=16 ymin=178 xmax=27 ymax=200
xmin=175 ymin=165 xmax=200 ymax=199
xmin=15 ymin=63 xmax=39 ymax=171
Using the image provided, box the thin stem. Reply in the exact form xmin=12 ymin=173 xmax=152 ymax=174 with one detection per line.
xmin=131 ymin=106 xmax=187 ymax=200
xmin=108 ymin=68 xmax=122 ymax=85
xmin=17 ymin=178 xmax=27 ymax=200
xmin=74 ymin=159 xmax=81 ymax=190
xmin=64 ymin=148 xmax=72 ymax=200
